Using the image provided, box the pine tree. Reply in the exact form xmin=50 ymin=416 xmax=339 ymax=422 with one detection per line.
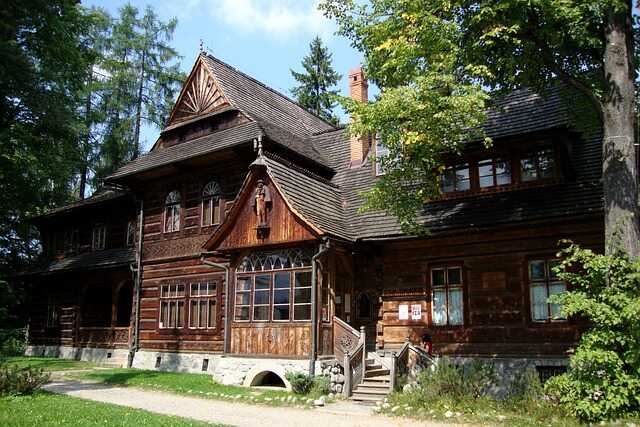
xmin=291 ymin=36 xmax=341 ymax=124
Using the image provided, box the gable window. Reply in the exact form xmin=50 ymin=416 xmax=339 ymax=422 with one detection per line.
xmin=189 ymin=282 xmax=217 ymax=329
xmin=431 ymin=266 xmax=464 ymax=326
xmin=126 ymin=220 xmax=136 ymax=247
xmin=441 ymin=164 xmax=471 ymax=193
xmin=159 ymin=283 xmax=185 ymax=328
xmin=202 ymin=181 xmax=222 ymax=227
xmin=529 ymin=259 xmax=566 ymax=322
xmin=478 ymin=158 xmax=512 ymax=188
xmin=234 ymin=248 xmax=313 ymax=322
xmin=92 ymin=225 xmax=106 ymax=250
xmin=521 ymin=148 xmax=555 ymax=182
xmin=164 ymin=190 xmax=181 ymax=233
xmin=375 ymin=141 xmax=390 ymax=176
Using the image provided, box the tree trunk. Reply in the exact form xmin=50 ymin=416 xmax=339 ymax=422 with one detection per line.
xmin=132 ymin=49 xmax=146 ymax=160
xmin=79 ymin=71 xmax=93 ymax=200
xmin=602 ymin=1 xmax=639 ymax=257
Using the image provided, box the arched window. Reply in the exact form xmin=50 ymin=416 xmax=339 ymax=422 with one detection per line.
xmin=164 ymin=190 xmax=181 ymax=233
xmin=202 ymin=181 xmax=222 ymax=226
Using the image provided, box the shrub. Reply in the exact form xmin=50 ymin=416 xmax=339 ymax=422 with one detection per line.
xmin=285 ymin=371 xmax=314 ymax=395
xmin=0 ymin=363 xmax=50 ymax=395
xmin=507 ymin=366 xmax=543 ymax=401
xmin=311 ymin=375 xmax=330 ymax=395
xmin=0 ymin=328 xmax=27 ymax=356
xmin=543 ymin=243 xmax=640 ymax=422
xmin=415 ymin=357 xmax=498 ymax=400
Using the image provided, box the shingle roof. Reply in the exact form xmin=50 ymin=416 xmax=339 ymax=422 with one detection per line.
xmin=202 ymin=54 xmax=336 ymax=137
xmin=32 ymin=189 xmax=131 ymax=221
xmin=108 ymin=121 xmax=263 ymax=180
xmin=262 ymin=153 xmax=351 ymax=240
xmin=23 ymin=248 xmax=135 ymax=275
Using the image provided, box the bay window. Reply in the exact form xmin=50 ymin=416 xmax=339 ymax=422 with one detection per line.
xmin=431 ymin=266 xmax=464 ymax=326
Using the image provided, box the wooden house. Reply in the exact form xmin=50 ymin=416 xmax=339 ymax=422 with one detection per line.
xmin=16 ymin=53 xmax=603 ymax=397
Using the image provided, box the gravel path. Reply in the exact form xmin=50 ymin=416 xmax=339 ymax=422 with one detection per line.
xmin=44 ymin=380 xmax=456 ymax=427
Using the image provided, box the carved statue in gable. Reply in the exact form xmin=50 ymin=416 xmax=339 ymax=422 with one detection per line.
xmin=252 ymin=179 xmax=271 ymax=228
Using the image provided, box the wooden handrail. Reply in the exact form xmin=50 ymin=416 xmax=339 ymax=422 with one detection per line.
xmin=391 ymin=340 xmax=434 ymax=391
xmin=333 ymin=316 xmax=360 ymax=367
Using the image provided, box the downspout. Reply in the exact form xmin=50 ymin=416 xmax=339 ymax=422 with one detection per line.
xmin=128 ymin=198 xmax=144 ymax=368
xmin=310 ymin=238 xmax=330 ymax=375
xmin=201 ymin=254 xmax=230 ymax=354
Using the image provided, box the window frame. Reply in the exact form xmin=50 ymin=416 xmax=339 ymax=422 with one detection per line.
xmin=429 ymin=264 xmax=465 ymax=327
xmin=188 ymin=281 xmax=218 ymax=330
xmin=478 ymin=157 xmax=512 ymax=188
xmin=201 ymin=181 xmax=222 ymax=227
xmin=519 ymin=147 xmax=556 ymax=183
xmin=441 ymin=163 xmax=471 ymax=194
xmin=91 ymin=224 xmax=106 ymax=251
xmin=159 ymin=283 xmax=186 ymax=329
xmin=527 ymin=258 xmax=567 ymax=323
xmin=164 ymin=190 xmax=181 ymax=233
xmin=126 ymin=220 xmax=136 ymax=247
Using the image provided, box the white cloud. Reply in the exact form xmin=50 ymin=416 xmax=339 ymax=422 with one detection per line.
xmin=210 ymin=0 xmax=335 ymax=39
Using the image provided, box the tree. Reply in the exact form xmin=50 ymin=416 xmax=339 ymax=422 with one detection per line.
xmin=0 ymin=1 xmax=96 ymax=273
xmin=94 ymin=4 xmax=183 ymax=185
xmin=321 ymin=0 xmax=639 ymax=256
xmin=291 ymin=36 xmax=342 ymax=124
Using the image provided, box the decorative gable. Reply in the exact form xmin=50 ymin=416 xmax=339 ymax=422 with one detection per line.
xmin=166 ymin=56 xmax=229 ymax=126
xmin=204 ymin=171 xmax=320 ymax=252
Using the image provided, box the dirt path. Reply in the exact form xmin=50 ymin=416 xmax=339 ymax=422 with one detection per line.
xmin=44 ymin=380 xmax=456 ymax=427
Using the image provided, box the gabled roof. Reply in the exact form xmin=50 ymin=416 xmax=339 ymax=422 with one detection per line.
xmin=31 ymin=188 xmax=131 ymax=222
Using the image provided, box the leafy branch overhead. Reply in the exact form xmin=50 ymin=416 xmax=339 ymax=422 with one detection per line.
xmin=321 ymin=0 xmax=639 ymax=254
xmin=291 ymin=36 xmax=342 ymax=125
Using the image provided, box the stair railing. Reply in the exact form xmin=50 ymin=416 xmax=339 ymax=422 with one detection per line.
xmin=341 ymin=324 xmax=366 ymax=397
xmin=332 ymin=316 xmax=360 ymax=367
xmin=390 ymin=339 xmax=434 ymax=392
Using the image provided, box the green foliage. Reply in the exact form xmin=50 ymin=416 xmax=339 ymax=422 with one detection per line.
xmin=508 ymin=367 xmax=543 ymax=401
xmin=285 ymin=371 xmax=315 ymax=395
xmin=291 ymin=36 xmax=342 ymax=124
xmin=311 ymin=375 xmax=331 ymax=395
xmin=0 ymin=363 xmax=49 ymax=396
xmin=415 ymin=357 xmax=499 ymax=400
xmin=0 ymin=329 xmax=26 ymax=357
xmin=544 ymin=243 xmax=640 ymax=421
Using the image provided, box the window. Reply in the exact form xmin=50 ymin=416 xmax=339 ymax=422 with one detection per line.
xmin=235 ymin=277 xmax=251 ymax=321
xmin=159 ymin=284 xmax=185 ymax=328
xmin=253 ymin=274 xmax=271 ymax=321
xmin=441 ymin=164 xmax=471 ymax=193
xmin=431 ymin=266 xmax=464 ymax=326
xmin=529 ymin=259 xmax=566 ymax=322
xmin=375 ymin=140 xmax=390 ymax=176
xmin=234 ymin=248 xmax=313 ymax=322
xmin=273 ymin=272 xmax=291 ymax=321
xmin=294 ymin=271 xmax=312 ymax=320
xmin=92 ymin=225 xmax=106 ymax=250
xmin=164 ymin=190 xmax=181 ymax=233
xmin=45 ymin=299 xmax=58 ymax=328
xmin=478 ymin=158 xmax=512 ymax=188
xmin=202 ymin=181 xmax=222 ymax=226
xmin=189 ymin=282 xmax=217 ymax=329
xmin=521 ymin=148 xmax=555 ymax=182
xmin=126 ymin=220 xmax=136 ymax=247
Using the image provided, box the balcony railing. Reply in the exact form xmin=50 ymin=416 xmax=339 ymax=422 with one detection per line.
xmin=77 ymin=326 xmax=130 ymax=348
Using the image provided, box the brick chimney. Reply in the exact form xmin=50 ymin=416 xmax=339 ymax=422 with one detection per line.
xmin=348 ymin=67 xmax=370 ymax=167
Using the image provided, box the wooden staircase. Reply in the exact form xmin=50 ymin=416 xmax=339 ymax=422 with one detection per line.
xmin=350 ymin=356 xmax=392 ymax=404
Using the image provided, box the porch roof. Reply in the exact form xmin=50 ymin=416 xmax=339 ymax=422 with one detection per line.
xmin=24 ymin=248 xmax=135 ymax=276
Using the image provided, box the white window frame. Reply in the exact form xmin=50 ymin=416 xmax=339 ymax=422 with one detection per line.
xmin=293 ymin=271 xmax=312 ymax=321
xmin=529 ymin=259 xmax=567 ymax=323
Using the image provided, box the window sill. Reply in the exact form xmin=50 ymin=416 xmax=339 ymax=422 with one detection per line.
xmin=436 ymin=178 xmax=562 ymax=201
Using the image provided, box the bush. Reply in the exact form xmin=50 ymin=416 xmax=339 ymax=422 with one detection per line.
xmin=507 ymin=366 xmax=543 ymax=401
xmin=285 ymin=371 xmax=315 ymax=395
xmin=0 ymin=328 xmax=27 ymax=356
xmin=543 ymin=243 xmax=640 ymax=422
xmin=311 ymin=375 xmax=330 ymax=395
xmin=0 ymin=363 xmax=50 ymax=395
xmin=415 ymin=357 xmax=498 ymax=400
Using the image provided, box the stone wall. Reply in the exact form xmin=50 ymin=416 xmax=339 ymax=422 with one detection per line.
xmin=25 ymin=345 xmax=129 ymax=367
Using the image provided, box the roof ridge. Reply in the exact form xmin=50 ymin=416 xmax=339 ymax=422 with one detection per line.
xmin=204 ymin=53 xmax=338 ymax=130
xmin=263 ymin=151 xmax=340 ymax=189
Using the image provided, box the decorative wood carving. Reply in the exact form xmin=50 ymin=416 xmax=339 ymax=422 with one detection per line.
xmin=168 ymin=60 xmax=228 ymax=125
xmin=252 ymin=179 xmax=271 ymax=237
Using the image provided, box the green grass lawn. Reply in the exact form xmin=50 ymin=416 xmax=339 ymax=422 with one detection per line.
xmin=0 ymin=392 xmax=223 ymax=426
xmin=1 ymin=356 xmax=96 ymax=371
xmin=71 ymin=368 xmax=329 ymax=407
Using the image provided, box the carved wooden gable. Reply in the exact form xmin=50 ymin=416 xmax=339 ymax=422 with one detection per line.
xmin=166 ymin=57 xmax=229 ymax=126
xmin=205 ymin=173 xmax=319 ymax=251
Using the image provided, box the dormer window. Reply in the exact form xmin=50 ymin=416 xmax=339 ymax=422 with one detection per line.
xmin=164 ymin=191 xmax=181 ymax=233
xmin=479 ymin=158 xmax=512 ymax=188
xmin=92 ymin=225 xmax=106 ymax=250
xmin=202 ymin=181 xmax=222 ymax=227
xmin=441 ymin=163 xmax=470 ymax=193
xmin=520 ymin=148 xmax=555 ymax=182
xmin=375 ymin=140 xmax=390 ymax=176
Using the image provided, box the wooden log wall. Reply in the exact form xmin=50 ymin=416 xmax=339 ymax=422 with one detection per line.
xmin=229 ymin=323 xmax=311 ymax=357
xmin=354 ymin=219 xmax=603 ymax=358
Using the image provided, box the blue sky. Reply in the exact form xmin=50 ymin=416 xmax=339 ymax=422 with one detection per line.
xmin=82 ymin=0 xmax=368 ymax=152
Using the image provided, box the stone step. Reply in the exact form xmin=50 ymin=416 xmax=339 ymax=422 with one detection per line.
xmin=364 ymin=368 xmax=390 ymax=377
xmin=353 ymin=386 xmax=389 ymax=396
xmin=351 ymin=393 xmax=387 ymax=403
xmin=357 ymin=382 xmax=391 ymax=391
xmin=363 ymin=375 xmax=391 ymax=383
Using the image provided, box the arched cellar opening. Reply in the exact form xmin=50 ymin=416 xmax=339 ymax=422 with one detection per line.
xmin=249 ymin=371 xmax=286 ymax=388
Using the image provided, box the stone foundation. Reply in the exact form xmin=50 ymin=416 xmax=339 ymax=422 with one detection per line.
xmin=25 ymin=345 xmax=129 ymax=367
